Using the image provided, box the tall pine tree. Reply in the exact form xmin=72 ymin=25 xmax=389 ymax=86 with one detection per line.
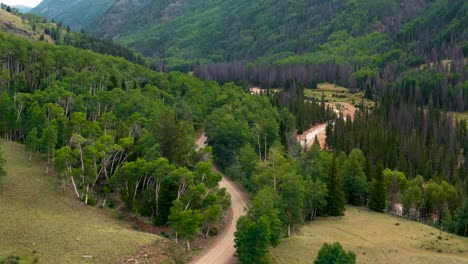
xmin=326 ymin=155 xmax=346 ymax=216
xmin=369 ymin=163 xmax=386 ymax=212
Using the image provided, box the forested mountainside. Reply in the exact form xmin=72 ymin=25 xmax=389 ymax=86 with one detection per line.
xmin=29 ymin=0 xmax=114 ymax=30
xmin=27 ymin=0 xmax=466 ymax=76
xmin=0 ymin=5 xmax=145 ymax=65
xmin=113 ymin=0 xmax=465 ymax=69
xmin=1 ymin=0 xmax=467 ymax=263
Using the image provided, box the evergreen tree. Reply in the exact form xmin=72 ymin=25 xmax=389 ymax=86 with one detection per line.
xmin=369 ymin=164 xmax=386 ymax=212
xmin=326 ymin=155 xmax=346 ymax=216
xmin=342 ymin=149 xmax=368 ymax=206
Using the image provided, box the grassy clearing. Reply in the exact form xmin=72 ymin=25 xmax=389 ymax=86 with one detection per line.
xmin=452 ymin=111 xmax=468 ymax=122
xmin=271 ymin=207 xmax=468 ymax=264
xmin=0 ymin=140 xmax=161 ymax=264
xmin=305 ymin=83 xmax=374 ymax=108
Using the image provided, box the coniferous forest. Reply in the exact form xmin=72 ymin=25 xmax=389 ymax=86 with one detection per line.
xmin=0 ymin=1 xmax=467 ymax=263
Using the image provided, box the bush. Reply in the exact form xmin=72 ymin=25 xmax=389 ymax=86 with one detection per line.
xmin=314 ymin=242 xmax=356 ymax=264
xmin=1 ymin=255 xmax=20 ymax=264
xmin=208 ymin=227 xmax=219 ymax=236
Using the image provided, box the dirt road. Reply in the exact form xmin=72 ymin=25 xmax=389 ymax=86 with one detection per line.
xmin=297 ymin=102 xmax=357 ymax=150
xmin=297 ymin=123 xmax=328 ymax=150
xmin=191 ymin=134 xmax=248 ymax=264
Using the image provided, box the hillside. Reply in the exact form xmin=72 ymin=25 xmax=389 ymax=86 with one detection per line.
xmin=0 ymin=8 xmax=50 ymax=41
xmin=271 ymin=207 xmax=468 ymax=264
xmin=12 ymin=5 xmax=32 ymax=13
xmin=111 ymin=0 xmax=465 ymax=70
xmin=29 ymin=0 xmax=114 ymax=30
xmin=25 ymin=0 xmax=466 ymax=72
xmin=0 ymin=140 xmax=163 ymax=263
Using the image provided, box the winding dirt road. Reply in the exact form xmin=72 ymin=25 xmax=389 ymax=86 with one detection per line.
xmin=297 ymin=102 xmax=357 ymax=150
xmin=191 ymin=134 xmax=248 ymax=264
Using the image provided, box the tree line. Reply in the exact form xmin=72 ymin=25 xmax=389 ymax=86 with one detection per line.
xmin=0 ymin=31 xmax=242 ymax=249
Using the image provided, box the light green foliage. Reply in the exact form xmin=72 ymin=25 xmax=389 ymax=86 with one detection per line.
xmin=168 ymin=200 xmax=203 ymax=250
xmin=383 ymin=169 xmax=408 ymax=208
xmin=314 ymin=242 xmax=356 ymax=264
xmin=303 ymin=178 xmax=328 ymax=221
xmin=280 ymin=173 xmax=305 ymax=236
xmin=247 ymin=187 xmax=283 ymax=247
xmin=235 ymin=216 xmax=272 ymax=264
xmin=403 ymin=176 xmax=425 ymax=219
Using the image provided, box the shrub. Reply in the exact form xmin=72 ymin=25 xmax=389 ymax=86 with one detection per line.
xmin=1 ymin=255 xmax=20 ymax=264
xmin=314 ymin=242 xmax=356 ymax=264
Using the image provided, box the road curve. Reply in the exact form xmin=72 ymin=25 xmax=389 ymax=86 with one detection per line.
xmin=191 ymin=133 xmax=248 ymax=264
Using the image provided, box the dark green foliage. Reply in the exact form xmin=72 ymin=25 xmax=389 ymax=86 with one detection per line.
xmin=326 ymin=155 xmax=346 ymax=216
xmin=369 ymin=164 xmax=386 ymax=213
xmin=342 ymin=149 xmax=368 ymax=206
xmin=453 ymin=202 xmax=468 ymax=236
xmin=314 ymin=242 xmax=356 ymax=264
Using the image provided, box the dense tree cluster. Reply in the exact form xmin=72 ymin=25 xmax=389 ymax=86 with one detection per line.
xmin=0 ymin=5 xmax=147 ymax=68
xmin=327 ymin=95 xmax=467 ymax=235
xmin=0 ymin=31 xmax=234 ymax=246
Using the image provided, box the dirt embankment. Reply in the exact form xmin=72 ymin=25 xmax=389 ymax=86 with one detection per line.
xmin=297 ymin=102 xmax=356 ymax=150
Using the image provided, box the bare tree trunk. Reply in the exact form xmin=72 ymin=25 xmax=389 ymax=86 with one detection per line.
xmin=70 ymin=176 xmax=80 ymax=198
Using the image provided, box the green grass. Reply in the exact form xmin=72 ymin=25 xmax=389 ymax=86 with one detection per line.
xmin=271 ymin=207 xmax=468 ymax=264
xmin=0 ymin=140 xmax=161 ymax=264
xmin=452 ymin=111 xmax=468 ymax=122
xmin=305 ymin=83 xmax=374 ymax=108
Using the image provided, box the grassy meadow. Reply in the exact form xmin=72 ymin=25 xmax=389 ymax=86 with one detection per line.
xmin=305 ymin=83 xmax=374 ymax=108
xmin=0 ymin=140 xmax=161 ymax=264
xmin=271 ymin=207 xmax=468 ymax=264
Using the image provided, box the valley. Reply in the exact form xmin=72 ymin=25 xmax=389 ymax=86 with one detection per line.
xmin=0 ymin=1 xmax=467 ymax=264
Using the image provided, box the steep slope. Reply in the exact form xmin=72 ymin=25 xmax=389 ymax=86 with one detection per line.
xmin=0 ymin=8 xmax=36 ymax=39
xmin=91 ymin=0 xmax=196 ymax=39
xmin=109 ymin=0 xmax=430 ymax=68
xmin=29 ymin=0 xmax=114 ymax=30
xmin=0 ymin=140 xmax=162 ymax=263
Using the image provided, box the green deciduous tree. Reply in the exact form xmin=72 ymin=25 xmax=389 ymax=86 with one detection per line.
xmin=168 ymin=199 xmax=203 ymax=251
xmin=304 ymin=178 xmax=328 ymax=220
xmin=235 ymin=216 xmax=272 ymax=264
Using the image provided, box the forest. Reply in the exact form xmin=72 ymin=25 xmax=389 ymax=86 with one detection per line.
xmin=0 ymin=0 xmax=467 ymax=263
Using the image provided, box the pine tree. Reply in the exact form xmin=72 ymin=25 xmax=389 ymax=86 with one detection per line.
xmin=369 ymin=164 xmax=386 ymax=212
xmin=326 ymin=155 xmax=346 ymax=216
